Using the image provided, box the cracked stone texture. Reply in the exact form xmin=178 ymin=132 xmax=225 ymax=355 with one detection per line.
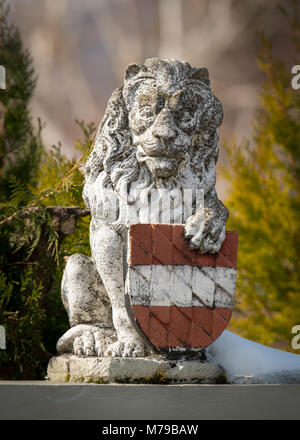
xmin=47 ymin=355 xmax=225 ymax=384
xmin=128 ymin=266 xmax=236 ymax=308
xmin=55 ymin=59 xmax=232 ymax=359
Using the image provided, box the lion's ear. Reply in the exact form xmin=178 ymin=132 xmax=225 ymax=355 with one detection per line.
xmin=191 ymin=67 xmax=210 ymax=86
xmin=125 ymin=63 xmax=143 ymax=81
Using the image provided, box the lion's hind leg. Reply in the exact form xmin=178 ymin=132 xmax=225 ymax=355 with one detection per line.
xmin=57 ymin=324 xmax=117 ymax=356
xmin=57 ymin=254 xmax=117 ymax=356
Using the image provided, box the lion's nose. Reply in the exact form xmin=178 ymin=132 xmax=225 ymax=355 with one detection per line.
xmin=152 ymin=109 xmax=176 ymax=141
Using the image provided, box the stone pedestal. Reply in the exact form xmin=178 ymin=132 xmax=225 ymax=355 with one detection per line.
xmin=47 ymin=355 xmax=226 ymax=384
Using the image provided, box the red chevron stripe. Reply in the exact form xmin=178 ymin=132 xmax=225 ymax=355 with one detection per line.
xmin=130 ymin=224 xmax=238 ymax=268
xmin=132 ymin=304 xmax=232 ymax=349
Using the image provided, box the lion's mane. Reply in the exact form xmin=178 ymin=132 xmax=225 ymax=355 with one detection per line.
xmin=83 ymin=58 xmax=223 ymax=213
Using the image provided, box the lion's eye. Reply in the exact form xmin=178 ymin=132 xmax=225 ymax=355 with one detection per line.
xmin=140 ymin=106 xmax=154 ymax=119
xmin=181 ymin=110 xmax=192 ymax=122
xmin=174 ymin=109 xmax=192 ymax=123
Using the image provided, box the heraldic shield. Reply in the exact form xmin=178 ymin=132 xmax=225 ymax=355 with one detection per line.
xmin=125 ymin=224 xmax=238 ymax=355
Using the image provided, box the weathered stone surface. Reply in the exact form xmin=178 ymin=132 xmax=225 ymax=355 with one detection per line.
xmin=47 ymin=355 xmax=226 ymax=384
xmin=55 ymin=59 xmax=231 ymax=359
xmin=128 ymin=265 xmax=236 ymax=308
xmin=57 ymin=325 xmax=117 ymax=356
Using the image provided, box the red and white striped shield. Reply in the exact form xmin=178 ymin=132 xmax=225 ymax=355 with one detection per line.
xmin=126 ymin=224 xmax=238 ymax=353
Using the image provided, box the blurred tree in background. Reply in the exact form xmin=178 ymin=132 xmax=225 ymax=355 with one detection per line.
xmin=0 ymin=0 xmax=299 ymax=380
xmin=224 ymin=3 xmax=300 ymax=351
xmin=0 ymin=0 xmax=93 ymax=379
xmin=0 ymin=0 xmax=42 ymax=201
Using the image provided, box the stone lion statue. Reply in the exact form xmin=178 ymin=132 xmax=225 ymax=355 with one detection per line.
xmin=56 ymin=58 xmax=228 ymax=358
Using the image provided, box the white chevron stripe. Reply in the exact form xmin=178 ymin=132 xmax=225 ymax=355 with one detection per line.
xmin=127 ymin=265 xmax=236 ymax=309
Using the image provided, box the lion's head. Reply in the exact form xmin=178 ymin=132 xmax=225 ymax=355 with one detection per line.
xmin=83 ymin=58 xmax=223 ymax=212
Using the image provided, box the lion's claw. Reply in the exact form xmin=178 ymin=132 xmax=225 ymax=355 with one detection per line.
xmin=105 ymin=338 xmax=145 ymax=358
xmin=73 ymin=329 xmax=117 ymax=357
xmin=74 ymin=331 xmax=95 ymax=357
xmin=104 ymin=341 xmax=124 ymax=357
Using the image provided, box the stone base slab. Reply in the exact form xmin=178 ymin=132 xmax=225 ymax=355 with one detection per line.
xmin=47 ymin=355 xmax=226 ymax=384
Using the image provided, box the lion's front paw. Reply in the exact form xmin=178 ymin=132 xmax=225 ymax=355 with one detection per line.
xmin=188 ymin=223 xmax=226 ymax=254
xmin=123 ymin=338 xmax=145 ymax=357
xmin=203 ymin=223 xmax=226 ymax=253
xmin=185 ymin=202 xmax=228 ymax=254
xmin=104 ymin=338 xmax=145 ymax=358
